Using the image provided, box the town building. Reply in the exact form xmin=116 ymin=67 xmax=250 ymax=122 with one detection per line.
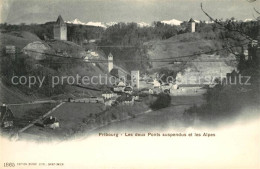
xmin=132 ymin=92 xmax=140 ymax=101
xmin=53 ymin=15 xmax=67 ymax=40
xmin=124 ymin=86 xmax=133 ymax=94
xmin=153 ymin=79 xmax=161 ymax=88
xmin=113 ymin=81 xmax=126 ymax=92
xmin=116 ymin=93 xmax=134 ymax=105
xmin=43 ymin=116 xmax=59 ymax=129
xmin=141 ymin=88 xmax=154 ymax=94
xmin=102 ymin=90 xmax=115 ymax=99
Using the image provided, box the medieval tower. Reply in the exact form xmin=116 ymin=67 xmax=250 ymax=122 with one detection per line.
xmin=108 ymin=52 xmax=113 ymax=72
xmin=131 ymin=70 xmax=140 ymax=89
xmin=53 ymin=15 xmax=67 ymax=40
xmin=188 ymin=18 xmax=196 ymax=33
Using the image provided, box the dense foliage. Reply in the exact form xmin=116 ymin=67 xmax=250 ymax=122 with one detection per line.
xmin=184 ymin=19 xmax=260 ymax=124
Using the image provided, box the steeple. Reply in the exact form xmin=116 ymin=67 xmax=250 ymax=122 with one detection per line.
xmin=56 ymin=15 xmax=65 ymax=25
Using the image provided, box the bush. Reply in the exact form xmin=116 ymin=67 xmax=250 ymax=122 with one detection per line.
xmin=150 ymin=93 xmax=171 ymax=110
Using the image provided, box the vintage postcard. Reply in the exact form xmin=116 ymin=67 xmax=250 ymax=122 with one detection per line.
xmin=0 ymin=0 xmax=259 ymax=168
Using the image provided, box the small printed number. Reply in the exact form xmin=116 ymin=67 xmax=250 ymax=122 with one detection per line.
xmin=4 ymin=163 xmax=15 ymax=167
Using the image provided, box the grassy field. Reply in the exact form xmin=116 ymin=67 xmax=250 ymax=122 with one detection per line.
xmin=9 ymin=103 xmax=58 ymax=129
xmin=25 ymin=102 xmax=105 ymax=138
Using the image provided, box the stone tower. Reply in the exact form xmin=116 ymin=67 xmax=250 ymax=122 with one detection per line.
xmin=131 ymin=70 xmax=140 ymax=89
xmin=108 ymin=52 xmax=113 ymax=72
xmin=53 ymin=15 xmax=67 ymax=40
xmin=188 ymin=18 xmax=196 ymax=33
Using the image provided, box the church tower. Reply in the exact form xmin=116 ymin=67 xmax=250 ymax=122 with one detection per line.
xmin=53 ymin=15 xmax=67 ymax=40
xmin=188 ymin=18 xmax=196 ymax=33
xmin=108 ymin=52 xmax=113 ymax=72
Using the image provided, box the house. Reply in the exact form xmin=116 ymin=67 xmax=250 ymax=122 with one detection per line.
xmin=104 ymin=99 xmax=113 ymax=107
xmin=43 ymin=116 xmax=59 ymax=129
xmin=132 ymin=92 xmax=140 ymax=101
xmin=113 ymin=81 xmax=126 ymax=92
xmin=153 ymin=79 xmax=161 ymax=88
xmin=102 ymin=90 xmax=114 ymax=99
xmin=146 ymin=78 xmax=154 ymax=84
xmin=141 ymin=88 xmax=154 ymax=94
xmin=124 ymin=86 xmax=133 ymax=94
xmin=176 ymin=84 xmax=205 ymax=93
xmin=0 ymin=104 xmax=14 ymax=128
xmin=116 ymin=93 xmax=134 ymax=105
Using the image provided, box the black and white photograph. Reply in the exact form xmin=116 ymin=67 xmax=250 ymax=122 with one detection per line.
xmin=0 ymin=0 xmax=259 ymax=168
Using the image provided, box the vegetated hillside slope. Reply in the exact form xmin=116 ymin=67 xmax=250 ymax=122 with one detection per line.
xmin=0 ymin=31 xmax=41 ymax=50
xmin=175 ymin=54 xmax=237 ymax=84
xmin=144 ymin=32 xmax=237 ymax=81
xmin=0 ymin=31 xmax=114 ymax=103
xmin=145 ymin=32 xmax=225 ymax=68
xmin=0 ymin=80 xmax=34 ymax=104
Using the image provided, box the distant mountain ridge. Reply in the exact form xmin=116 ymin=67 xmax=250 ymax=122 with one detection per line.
xmin=66 ymin=18 xmax=256 ymax=28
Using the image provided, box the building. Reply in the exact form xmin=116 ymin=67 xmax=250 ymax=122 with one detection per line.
xmin=131 ymin=70 xmax=140 ymax=89
xmin=102 ymin=90 xmax=114 ymax=99
xmin=113 ymin=81 xmax=126 ymax=92
xmin=0 ymin=104 xmax=14 ymax=128
xmin=124 ymin=86 xmax=133 ymax=94
xmin=43 ymin=116 xmax=59 ymax=129
xmin=116 ymin=93 xmax=134 ymax=105
xmin=153 ymin=79 xmax=161 ymax=88
xmin=141 ymin=88 xmax=154 ymax=94
xmin=53 ymin=15 xmax=67 ymax=40
xmin=188 ymin=18 xmax=196 ymax=33
xmin=132 ymin=92 xmax=140 ymax=101
xmin=108 ymin=53 xmax=113 ymax=72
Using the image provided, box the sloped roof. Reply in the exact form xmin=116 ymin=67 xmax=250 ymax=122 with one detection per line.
xmin=116 ymin=93 xmax=133 ymax=102
xmin=56 ymin=15 xmax=65 ymax=25
xmin=0 ymin=106 xmax=14 ymax=122
xmin=124 ymin=86 xmax=133 ymax=91
xmin=108 ymin=52 xmax=113 ymax=58
xmin=189 ymin=18 xmax=195 ymax=23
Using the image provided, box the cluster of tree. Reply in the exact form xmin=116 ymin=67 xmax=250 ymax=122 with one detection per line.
xmin=100 ymin=22 xmax=179 ymax=46
xmin=0 ymin=22 xmax=104 ymax=43
xmin=150 ymin=93 xmax=171 ymax=110
xmin=184 ymin=16 xmax=260 ymax=124
xmin=99 ymin=22 xmax=181 ymax=72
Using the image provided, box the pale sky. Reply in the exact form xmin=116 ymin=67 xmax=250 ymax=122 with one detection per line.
xmin=0 ymin=0 xmax=259 ymax=24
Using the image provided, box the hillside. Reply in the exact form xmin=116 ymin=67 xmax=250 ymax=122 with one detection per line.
xmin=0 ymin=30 xmax=116 ymax=103
xmin=0 ymin=31 xmax=41 ymax=50
xmin=144 ymin=32 xmax=227 ymax=68
xmin=144 ymin=32 xmax=237 ymax=80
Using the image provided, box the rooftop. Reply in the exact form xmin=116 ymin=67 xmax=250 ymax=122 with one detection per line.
xmin=56 ymin=15 xmax=65 ymax=25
